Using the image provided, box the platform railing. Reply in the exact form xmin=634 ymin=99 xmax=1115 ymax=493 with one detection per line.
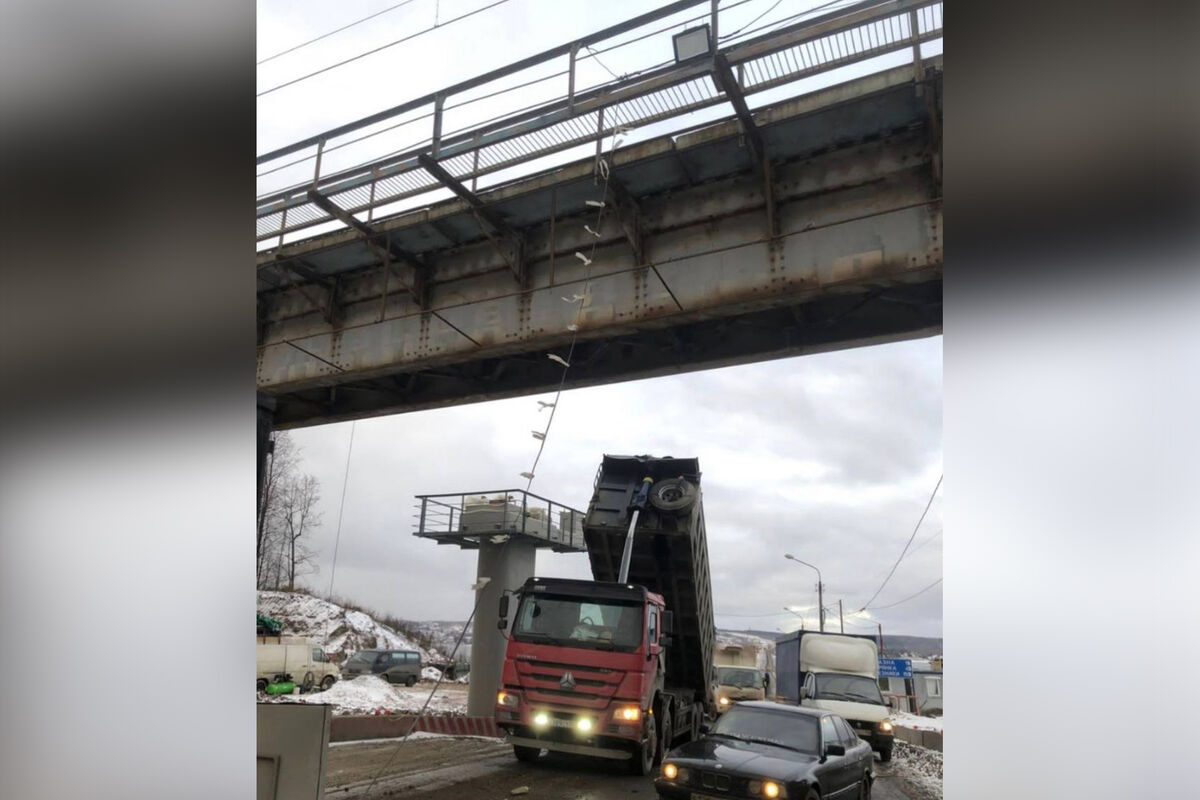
xmin=414 ymin=489 xmax=586 ymax=552
xmin=256 ymin=0 xmax=943 ymax=246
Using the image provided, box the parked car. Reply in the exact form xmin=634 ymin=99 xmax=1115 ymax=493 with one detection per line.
xmin=256 ymin=636 xmax=340 ymax=692
xmin=654 ymin=702 xmax=873 ymax=800
xmin=343 ymin=649 xmax=423 ymax=686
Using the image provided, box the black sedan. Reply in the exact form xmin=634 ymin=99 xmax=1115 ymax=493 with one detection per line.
xmin=654 ymin=702 xmax=874 ymax=800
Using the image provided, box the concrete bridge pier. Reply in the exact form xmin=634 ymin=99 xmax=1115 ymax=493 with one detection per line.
xmin=468 ymin=539 xmax=537 ymax=717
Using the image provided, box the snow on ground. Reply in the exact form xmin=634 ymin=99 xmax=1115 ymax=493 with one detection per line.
xmin=270 ymin=675 xmax=468 ymax=716
xmin=889 ymin=709 xmax=943 ymax=733
xmin=421 ymin=666 xmax=443 ymax=681
xmin=890 ymin=740 xmax=943 ymax=800
xmin=257 ymin=590 xmax=443 ymax=665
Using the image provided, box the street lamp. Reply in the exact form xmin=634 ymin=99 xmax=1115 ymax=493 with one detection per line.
xmin=784 ymin=554 xmax=824 ymax=632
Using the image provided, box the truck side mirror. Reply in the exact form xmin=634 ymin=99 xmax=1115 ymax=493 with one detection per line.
xmin=498 ymin=595 xmax=509 ymax=618
xmin=661 ymin=610 xmax=674 ymax=634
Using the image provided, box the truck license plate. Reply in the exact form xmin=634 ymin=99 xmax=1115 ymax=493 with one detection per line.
xmin=551 ymin=718 xmax=575 ymax=729
xmin=692 ymin=794 xmax=727 ymax=800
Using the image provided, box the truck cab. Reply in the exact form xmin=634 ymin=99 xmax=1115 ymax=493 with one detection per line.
xmin=712 ymin=665 xmax=768 ymax=713
xmin=495 ymin=577 xmax=669 ymax=773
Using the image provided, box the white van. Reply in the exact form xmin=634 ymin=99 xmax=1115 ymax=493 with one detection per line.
xmin=256 ymin=636 xmax=340 ymax=692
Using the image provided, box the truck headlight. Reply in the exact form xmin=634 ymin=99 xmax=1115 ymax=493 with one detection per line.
xmin=878 ymin=720 xmax=893 ymax=732
xmin=613 ymin=705 xmax=641 ymax=722
xmin=718 ymin=696 xmax=730 ymax=706
xmin=576 ymin=717 xmax=593 ymax=733
xmin=496 ymin=691 xmax=519 ymax=708
xmin=532 ymin=712 xmax=550 ymax=728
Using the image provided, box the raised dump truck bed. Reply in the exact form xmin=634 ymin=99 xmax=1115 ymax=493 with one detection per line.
xmin=583 ymin=455 xmax=715 ymax=710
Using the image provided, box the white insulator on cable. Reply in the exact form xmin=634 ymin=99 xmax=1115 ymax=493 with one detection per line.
xmin=537 ymin=401 xmax=556 ymax=410
xmin=584 ymin=224 xmax=602 ymax=238
xmin=574 ymin=252 xmax=593 ymax=266
xmin=519 ymin=471 xmax=534 ymax=480
xmin=566 ymin=323 xmax=579 ymax=332
xmin=471 ymin=577 xmax=492 ymax=591
xmin=531 ymin=431 xmax=545 ymax=441
xmin=597 ymin=158 xmax=610 ymax=179
xmin=562 ymin=293 xmax=587 ymax=303
xmin=585 ymin=200 xmax=606 ymax=208
xmin=547 ymin=353 xmax=570 ymax=368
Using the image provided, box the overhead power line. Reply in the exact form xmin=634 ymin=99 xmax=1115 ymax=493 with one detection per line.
xmin=257 ymin=0 xmax=422 ymax=66
xmin=258 ymin=0 xmax=516 ymax=98
xmin=868 ymin=577 xmax=943 ymax=611
xmin=854 ymin=473 xmax=942 ymax=612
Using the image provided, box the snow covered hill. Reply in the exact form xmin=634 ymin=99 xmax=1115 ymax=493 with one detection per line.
xmin=257 ymin=591 xmax=445 ymax=665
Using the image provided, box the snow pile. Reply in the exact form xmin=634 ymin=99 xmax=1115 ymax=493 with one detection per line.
xmin=280 ymin=675 xmax=468 ymax=716
xmin=421 ymin=666 xmax=443 ymax=681
xmin=257 ymin=591 xmax=443 ymax=665
xmin=889 ymin=709 xmax=943 ymax=733
xmin=891 ymin=740 xmax=943 ymax=800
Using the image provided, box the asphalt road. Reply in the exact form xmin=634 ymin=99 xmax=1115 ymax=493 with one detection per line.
xmin=325 ymin=737 xmax=925 ymax=800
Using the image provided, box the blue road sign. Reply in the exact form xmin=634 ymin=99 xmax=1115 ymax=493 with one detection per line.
xmin=878 ymin=658 xmax=912 ymax=679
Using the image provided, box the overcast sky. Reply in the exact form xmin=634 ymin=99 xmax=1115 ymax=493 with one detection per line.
xmin=259 ymin=0 xmax=943 ymax=637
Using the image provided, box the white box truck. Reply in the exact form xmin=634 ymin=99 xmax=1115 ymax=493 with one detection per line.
xmin=775 ymin=630 xmax=894 ymax=761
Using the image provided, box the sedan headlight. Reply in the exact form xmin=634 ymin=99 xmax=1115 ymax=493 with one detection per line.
xmin=718 ymin=696 xmax=730 ymax=706
xmin=878 ymin=720 xmax=893 ymax=732
xmin=662 ymin=763 xmax=678 ymax=779
xmin=749 ymin=780 xmax=786 ymax=798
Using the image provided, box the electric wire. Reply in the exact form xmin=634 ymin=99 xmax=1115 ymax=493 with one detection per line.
xmin=318 ymin=421 xmax=358 ymax=670
xmin=257 ymin=0 xmax=422 ymax=66
xmin=853 ymin=473 xmax=941 ymax=613
xmin=258 ymin=0 xmax=516 ymax=98
xmin=867 ymin=577 xmax=942 ymax=611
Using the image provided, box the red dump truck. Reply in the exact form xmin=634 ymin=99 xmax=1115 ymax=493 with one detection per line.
xmin=495 ymin=455 xmax=716 ymax=774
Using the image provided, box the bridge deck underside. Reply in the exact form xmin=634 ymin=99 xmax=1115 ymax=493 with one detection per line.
xmin=257 ymin=60 xmax=942 ymax=428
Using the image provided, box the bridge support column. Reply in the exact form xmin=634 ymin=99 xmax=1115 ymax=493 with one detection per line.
xmin=467 ymin=539 xmax=537 ymax=717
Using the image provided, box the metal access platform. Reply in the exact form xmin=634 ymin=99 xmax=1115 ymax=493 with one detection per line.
xmin=413 ymin=489 xmax=586 ymax=552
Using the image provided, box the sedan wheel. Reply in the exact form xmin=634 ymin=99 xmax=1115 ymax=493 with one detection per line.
xmin=860 ymin=773 xmax=872 ymax=799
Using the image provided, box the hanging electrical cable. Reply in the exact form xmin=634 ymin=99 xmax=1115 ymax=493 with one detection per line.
xmin=257 ymin=0 xmax=422 ymax=66
xmin=853 ymin=473 xmax=942 ymax=613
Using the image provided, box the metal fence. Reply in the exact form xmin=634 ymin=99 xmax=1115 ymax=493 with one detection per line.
xmin=256 ymin=0 xmax=943 ymax=247
xmin=413 ymin=489 xmax=586 ymax=552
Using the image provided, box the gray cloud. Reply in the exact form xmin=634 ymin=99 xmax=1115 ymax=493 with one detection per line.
xmin=287 ymin=336 xmax=942 ymax=638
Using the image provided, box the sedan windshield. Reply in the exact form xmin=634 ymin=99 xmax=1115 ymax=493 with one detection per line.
xmin=814 ymin=673 xmax=885 ymax=705
xmin=512 ymin=594 xmax=643 ymax=652
xmin=710 ymin=707 xmax=819 ymax=753
xmin=716 ymin=667 xmax=763 ymax=688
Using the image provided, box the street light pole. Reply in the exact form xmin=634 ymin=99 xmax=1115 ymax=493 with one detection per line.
xmin=784 ymin=554 xmax=824 ymax=632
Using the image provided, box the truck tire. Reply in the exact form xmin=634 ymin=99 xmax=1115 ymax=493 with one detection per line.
xmin=689 ymin=702 xmax=703 ymax=741
xmin=302 ymin=671 xmax=316 ymax=691
xmin=320 ymin=675 xmax=336 ymax=691
xmin=512 ymin=745 xmax=540 ymax=763
xmin=256 ymin=679 xmax=268 ymax=693
xmin=878 ymin=744 xmax=893 ymax=763
xmin=648 ymin=478 xmax=696 ymax=514
xmin=655 ymin=706 xmax=673 ymax=766
xmin=629 ymin=715 xmax=656 ymax=775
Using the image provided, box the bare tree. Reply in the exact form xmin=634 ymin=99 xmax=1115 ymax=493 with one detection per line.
xmin=279 ymin=473 xmax=322 ymax=590
xmin=257 ymin=432 xmax=298 ymax=582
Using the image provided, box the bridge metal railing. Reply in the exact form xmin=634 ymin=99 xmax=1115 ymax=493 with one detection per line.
xmin=256 ymin=0 xmax=942 ymax=248
xmin=413 ymin=489 xmax=587 ymax=552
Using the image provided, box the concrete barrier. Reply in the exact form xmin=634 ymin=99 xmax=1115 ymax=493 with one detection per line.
xmin=893 ymin=726 xmax=943 ymax=752
xmin=330 ymin=714 xmax=500 ymax=742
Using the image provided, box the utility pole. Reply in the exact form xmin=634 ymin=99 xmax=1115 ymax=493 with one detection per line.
xmin=818 ymin=581 xmax=825 ymax=632
xmin=839 ymin=600 xmax=844 ymax=633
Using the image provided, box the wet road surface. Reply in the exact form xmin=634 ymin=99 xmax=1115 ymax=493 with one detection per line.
xmin=326 ymin=737 xmax=922 ymax=799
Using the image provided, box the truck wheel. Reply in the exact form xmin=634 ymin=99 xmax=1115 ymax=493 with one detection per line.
xmin=513 ymin=745 xmax=540 ymax=763
xmin=648 ymin=478 xmax=696 ymax=514
xmin=256 ymin=679 xmax=268 ymax=693
xmin=302 ymin=671 xmax=316 ymax=691
xmin=878 ymin=744 xmax=893 ymax=763
xmin=320 ymin=675 xmax=336 ymax=691
xmin=689 ymin=703 xmax=703 ymax=741
xmin=629 ymin=715 xmax=656 ymax=775
xmin=655 ymin=707 xmax=673 ymax=765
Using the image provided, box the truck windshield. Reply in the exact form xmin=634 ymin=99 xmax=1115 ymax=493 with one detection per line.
xmin=347 ymin=651 xmax=378 ymax=666
xmin=814 ymin=673 xmax=886 ymax=705
xmin=715 ymin=667 xmax=763 ymax=688
xmin=512 ymin=594 xmax=644 ymax=652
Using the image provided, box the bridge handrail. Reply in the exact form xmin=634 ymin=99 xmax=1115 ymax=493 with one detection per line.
xmin=256 ymin=0 xmax=942 ymax=246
